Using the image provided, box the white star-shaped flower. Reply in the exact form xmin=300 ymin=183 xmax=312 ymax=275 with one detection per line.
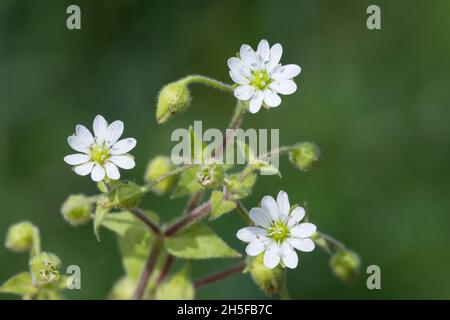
xmin=236 ymin=191 xmax=316 ymax=269
xmin=64 ymin=115 xmax=136 ymax=182
xmin=228 ymin=39 xmax=301 ymax=114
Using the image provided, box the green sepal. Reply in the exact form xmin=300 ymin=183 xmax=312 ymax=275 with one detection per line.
xmin=210 ymin=190 xmax=237 ymax=220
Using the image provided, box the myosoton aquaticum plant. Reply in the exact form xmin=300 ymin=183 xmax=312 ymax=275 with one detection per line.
xmin=1 ymin=39 xmax=360 ymax=300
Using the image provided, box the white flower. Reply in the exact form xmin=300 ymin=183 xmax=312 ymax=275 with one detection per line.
xmin=228 ymin=39 xmax=301 ymax=114
xmin=64 ymin=115 xmax=137 ymax=182
xmin=236 ymin=191 xmax=316 ymax=269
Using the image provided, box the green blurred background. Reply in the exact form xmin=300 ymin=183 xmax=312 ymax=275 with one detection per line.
xmin=1 ymin=0 xmax=450 ymax=299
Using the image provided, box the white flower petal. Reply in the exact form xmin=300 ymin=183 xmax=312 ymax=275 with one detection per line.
xmin=75 ymin=125 xmax=94 ymax=146
xmin=93 ymin=115 xmax=108 ymax=141
xmin=91 ymin=164 xmax=105 ymax=182
xmin=277 ymin=191 xmax=290 ymax=218
xmin=229 ymin=70 xmax=250 ymax=85
xmin=236 ymin=226 xmax=266 ymax=242
xmin=263 ymin=243 xmax=281 ymax=269
xmin=73 ymin=161 xmax=94 ymax=176
xmin=261 ymin=196 xmax=279 ymax=221
xmin=64 ymin=154 xmax=90 ymax=166
xmin=109 ymin=155 xmax=135 ymax=169
xmin=263 ymin=90 xmax=281 ymax=108
xmin=288 ymin=237 xmax=315 ymax=252
xmin=105 ymin=162 xmax=120 ymax=180
xmin=249 ymin=90 xmax=264 ymax=114
xmin=67 ymin=135 xmax=90 ymax=153
xmin=281 ymin=242 xmax=298 ymax=269
xmin=269 ymin=79 xmax=297 ymax=95
xmin=234 ymin=85 xmax=255 ymax=101
xmin=249 ymin=207 xmax=272 ymax=228
xmin=271 ymin=64 xmax=301 ymax=80
xmin=110 ymin=138 xmax=137 ymax=155
xmin=267 ymin=43 xmax=283 ymax=72
xmin=246 ymin=240 xmax=265 ymax=256
xmin=257 ymin=39 xmax=270 ymax=64
xmin=239 ymin=44 xmax=258 ymax=69
xmin=227 ymin=57 xmax=251 ymax=78
xmin=287 ymin=207 xmax=306 ymax=227
xmin=291 ymin=223 xmax=317 ymax=238
xmin=106 ymin=120 xmax=124 ymax=146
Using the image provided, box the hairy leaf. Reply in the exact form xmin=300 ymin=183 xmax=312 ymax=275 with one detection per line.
xmin=210 ymin=190 xmax=237 ymax=220
xmin=0 ymin=272 xmax=37 ymax=296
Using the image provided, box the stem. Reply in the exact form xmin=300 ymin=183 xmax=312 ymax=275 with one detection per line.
xmin=133 ymin=237 xmax=163 ymax=300
xmin=184 ymin=75 xmax=234 ymax=95
xmin=183 ymin=191 xmax=204 ymax=216
xmin=164 ymin=201 xmax=212 ymax=237
xmin=194 ymin=262 xmax=246 ymax=289
xmin=155 ymin=255 xmax=174 ymax=286
xmin=257 ymin=145 xmax=295 ymax=161
xmin=142 ymin=164 xmax=195 ymax=193
xmin=129 ymin=207 xmax=161 ymax=235
xmin=313 ymin=232 xmax=346 ymax=254
xmin=236 ymin=201 xmax=253 ymax=225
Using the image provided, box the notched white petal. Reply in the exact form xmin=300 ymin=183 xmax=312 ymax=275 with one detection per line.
xmin=263 ymin=243 xmax=281 ymax=269
xmin=288 ymin=237 xmax=315 ymax=252
xmin=109 ymin=155 xmax=135 ymax=169
xmin=64 ymin=154 xmax=90 ymax=166
xmin=75 ymin=125 xmax=94 ymax=146
xmin=73 ymin=161 xmax=94 ymax=176
xmin=287 ymin=207 xmax=306 ymax=227
xmin=91 ymin=164 xmax=105 ymax=182
xmin=276 ymin=191 xmax=290 ymax=217
xmin=271 ymin=64 xmax=301 ymax=80
xmin=281 ymin=242 xmax=298 ymax=269
xmin=261 ymin=196 xmax=279 ymax=221
xmin=105 ymin=162 xmax=120 ymax=180
xmin=106 ymin=120 xmax=124 ymax=146
xmin=269 ymin=79 xmax=297 ymax=95
xmin=263 ymin=90 xmax=281 ymax=108
xmin=110 ymin=138 xmax=137 ymax=155
xmin=236 ymin=226 xmax=266 ymax=242
xmin=246 ymin=240 xmax=265 ymax=256
xmin=67 ymin=135 xmax=90 ymax=153
xmin=93 ymin=115 xmax=108 ymax=141
xmin=234 ymin=85 xmax=255 ymax=101
xmin=249 ymin=90 xmax=264 ymax=114
xmin=291 ymin=223 xmax=317 ymax=238
xmin=249 ymin=207 xmax=272 ymax=228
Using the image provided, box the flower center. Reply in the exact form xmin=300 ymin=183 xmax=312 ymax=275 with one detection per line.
xmin=90 ymin=144 xmax=110 ymax=165
xmin=251 ymin=70 xmax=271 ymax=90
xmin=268 ymin=221 xmax=289 ymax=242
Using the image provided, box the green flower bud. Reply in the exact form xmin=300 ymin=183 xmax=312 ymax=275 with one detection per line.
xmin=289 ymin=142 xmax=321 ymax=171
xmin=60 ymin=194 xmax=93 ymax=226
xmin=108 ymin=181 xmax=143 ymax=209
xmin=5 ymin=221 xmax=37 ymax=252
xmin=156 ymin=80 xmax=191 ymax=124
xmin=247 ymin=254 xmax=284 ymax=296
xmin=145 ymin=156 xmax=177 ymax=195
xmin=330 ymin=250 xmax=360 ymax=284
xmin=196 ymin=164 xmax=224 ymax=189
xmin=29 ymin=252 xmax=61 ymax=285
xmin=108 ymin=277 xmax=136 ymax=300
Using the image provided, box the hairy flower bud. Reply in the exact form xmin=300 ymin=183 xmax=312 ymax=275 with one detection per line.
xmin=156 ymin=80 xmax=191 ymax=124
xmin=330 ymin=250 xmax=360 ymax=284
xmin=247 ymin=254 xmax=284 ymax=295
xmin=289 ymin=142 xmax=321 ymax=171
xmin=145 ymin=156 xmax=177 ymax=195
xmin=61 ymin=194 xmax=93 ymax=226
xmin=5 ymin=221 xmax=37 ymax=253
xmin=196 ymin=164 xmax=224 ymax=189
xmin=29 ymin=252 xmax=61 ymax=285
xmin=108 ymin=181 xmax=143 ymax=209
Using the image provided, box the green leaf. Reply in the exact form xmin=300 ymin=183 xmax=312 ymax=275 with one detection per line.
xmin=155 ymin=265 xmax=194 ymax=300
xmin=210 ymin=191 xmax=237 ymax=220
xmin=172 ymin=166 xmax=203 ymax=198
xmin=93 ymin=201 xmax=109 ymax=241
xmin=0 ymin=272 xmax=37 ymax=296
xmin=253 ymin=160 xmax=281 ymax=176
xmin=165 ymin=223 xmax=241 ymax=259
xmin=226 ymin=172 xmax=257 ymax=199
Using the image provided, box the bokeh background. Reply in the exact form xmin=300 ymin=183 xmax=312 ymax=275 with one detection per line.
xmin=1 ymin=0 xmax=450 ymax=299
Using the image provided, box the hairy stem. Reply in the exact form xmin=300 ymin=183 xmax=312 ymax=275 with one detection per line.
xmin=155 ymin=255 xmax=174 ymax=286
xmin=183 ymin=191 xmax=204 ymax=216
xmin=184 ymin=75 xmax=234 ymax=95
xmin=314 ymin=232 xmax=346 ymax=254
xmin=164 ymin=201 xmax=212 ymax=237
xmin=236 ymin=201 xmax=253 ymax=225
xmin=129 ymin=207 xmax=161 ymax=235
xmin=133 ymin=237 xmax=163 ymax=300
xmin=142 ymin=164 xmax=195 ymax=193
xmin=257 ymin=145 xmax=295 ymax=161
xmin=194 ymin=261 xmax=246 ymax=289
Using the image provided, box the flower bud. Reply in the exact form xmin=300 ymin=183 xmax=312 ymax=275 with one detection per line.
xmin=145 ymin=156 xmax=177 ymax=195
xmin=108 ymin=181 xmax=143 ymax=209
xmin=60 ymin=194 xmax=93 ymax=226
xmin=156 ymin=80 xmax=191 ymax=124
xmin=330 ymin=250 xmax=360 ymax=284
xmin=29 ymin=252 xmax=61 ymax=285
xmin=289 ymin=142 xmax=321 ymax=171
xmin=247 ymin=254 xmax=284 ymax=296
xmin=196 ymin=164 xmax=224 ymax=189
xmin=5 ymin=221 xmax=37 ymax=252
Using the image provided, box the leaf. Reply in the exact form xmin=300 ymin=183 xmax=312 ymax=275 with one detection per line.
xmin=165 ymin=223 xmax=241 ymax=259
xmin=253 ymin=160 xmax=281 ymax=176
xmin=93 ymin=202 xmax=110 ymax=241
xmin=210 ymin=191 xmax=237 ymax=220
xmin=0 ymin=272 xmax=37 ymax=296
xmin=155 ymin=265 xmax=194 ymax=300
xmin=226 ymin=172 xmax=258 ymax=199
xmin=172 ymin=166 xmax=203 ymax=198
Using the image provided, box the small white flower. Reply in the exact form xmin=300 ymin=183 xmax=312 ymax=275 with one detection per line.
xmin=228 ymin=39 xmax=301 ymax=114
xmin=64 ymin=115 xmax=137 ymax=182
xmin=236 ymin=191 xmax=316 ymax=269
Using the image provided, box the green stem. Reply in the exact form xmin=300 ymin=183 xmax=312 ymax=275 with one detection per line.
xmin=142 ymin=164 xmax=195 ymax=193
xmin=236 ymin=201 xmax=253 ymax=225
xmin=183 ymin=75 xmax=234 ymax=95
xmin=313 ymin=232 xmax=346 ymax=255
xmin=257 ymin=145 xmax=296 ymax=161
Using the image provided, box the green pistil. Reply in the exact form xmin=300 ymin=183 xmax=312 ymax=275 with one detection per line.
xmin=90 ymin=144 xmax=109 ymax=165
xmin=268 ymin=221 xmax=289 ymax=242
xmin=251 ymin=70 xmax=271 ymax=90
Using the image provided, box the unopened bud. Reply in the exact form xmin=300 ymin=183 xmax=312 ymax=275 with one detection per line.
xmin=247 ymin=254 xmax=284 ymax=296
xmin=145 ymin=156 xmax=177 ymax=195
xmin=108 ymin=181 xmax=143 ymax=209
xmin=289 ymin=142 xmax=321 ymax=171
xmin=330 ymin=250 xmax=360 ymax=284
xmin=61 ymin=194 xmax=93 ymax=226
xmin=156 ymin=80 xmax=191 ymax=124
xmin=196 ymin=164 xmax=224 ymax=189
xmin=5 ymin=221 xmax=37 ymax=252
xmin=29 ymin=252 xmax=61 ymax=285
